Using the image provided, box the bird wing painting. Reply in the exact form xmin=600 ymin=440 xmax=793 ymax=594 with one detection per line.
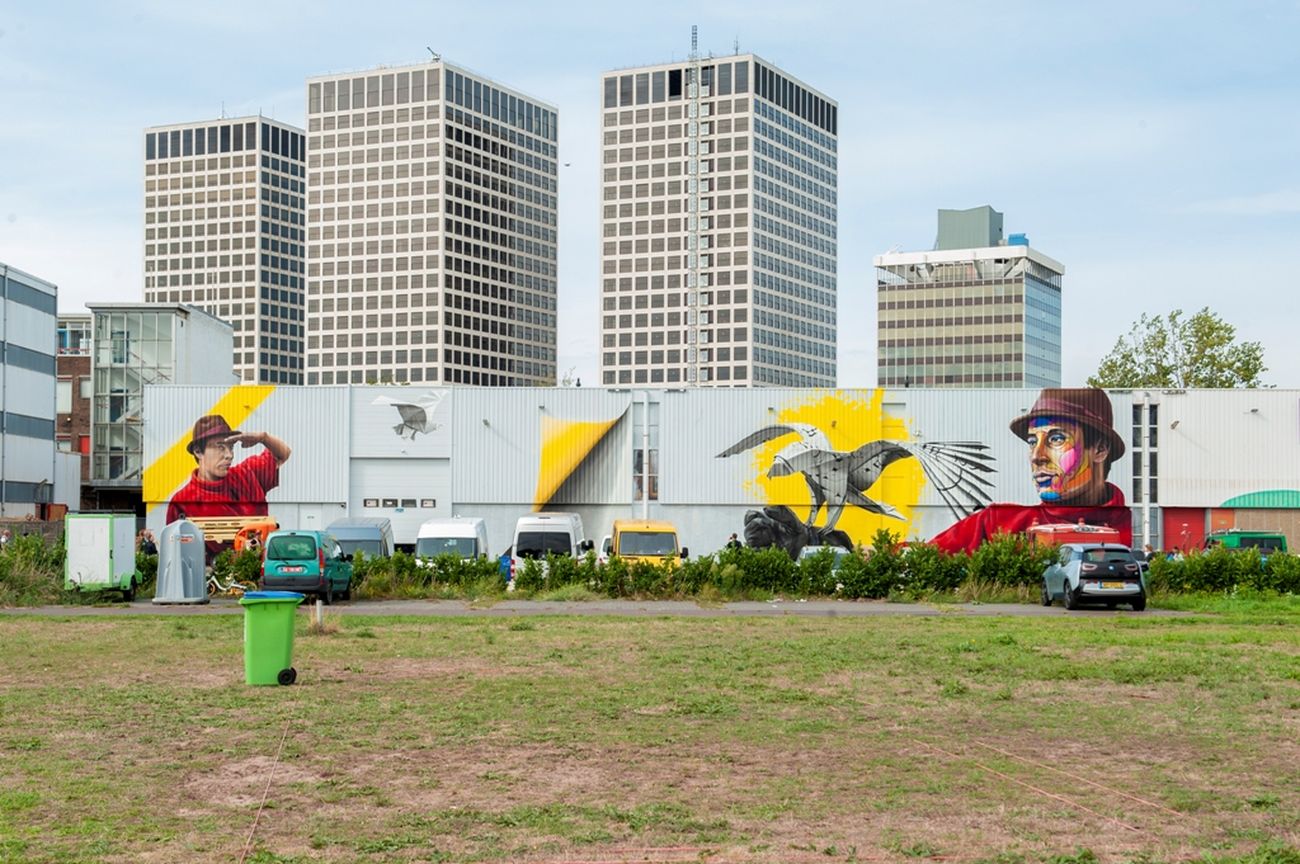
xmin=717 ymin=425 xmax=995 ymax=534
xmin=372 ymin=391 xmax=447 ymax=440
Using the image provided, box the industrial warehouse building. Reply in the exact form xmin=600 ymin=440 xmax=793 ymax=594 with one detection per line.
xmin=138 ymin=385 xmax=1300 ymax=557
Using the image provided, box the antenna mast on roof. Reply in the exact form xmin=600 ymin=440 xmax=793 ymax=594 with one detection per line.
xmin=426 ymin=46 xmax=440 ymax=62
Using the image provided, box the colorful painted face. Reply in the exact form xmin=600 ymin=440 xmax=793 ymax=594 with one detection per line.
xmin=1027 ymin=417 xmax=1105 ymax=503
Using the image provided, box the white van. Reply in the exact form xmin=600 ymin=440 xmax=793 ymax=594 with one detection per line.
xmin=326 ymin=517 xmax=395 ymax=559
xmin=510 ymin=512 xmax=593 ymax=577
xmin=415 ymin=517 xmax=489 ymax=563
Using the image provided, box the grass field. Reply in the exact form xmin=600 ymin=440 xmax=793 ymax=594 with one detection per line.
xmin=1 ymin=606 xmax=1298 ymax=863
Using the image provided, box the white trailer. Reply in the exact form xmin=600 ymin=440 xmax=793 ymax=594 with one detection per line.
xmin=64 ymin=514 xmax=141 ymax=601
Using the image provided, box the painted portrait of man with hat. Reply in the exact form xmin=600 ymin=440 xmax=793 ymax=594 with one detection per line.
xmin=930 ymin=387 xmax=1131 ymax=553
xmin=164 ymin=414 xmax=293 ymax=543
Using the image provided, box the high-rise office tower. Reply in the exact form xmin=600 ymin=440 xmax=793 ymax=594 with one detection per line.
xmin=143 ymin=117 xmax=307 ymax=384
xmin=598 ymin=53 xmax=837 ymax=387
xmin=304 ymin=61 xmax=559 ymax=386
xmin=874 ymin=206 xmax=1063 ymax=388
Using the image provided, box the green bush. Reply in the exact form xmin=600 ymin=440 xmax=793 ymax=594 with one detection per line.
xmin=209 ymin=548 xmax=262 ymax=588
xmin=902 ymin=542 xmax=968 ymax=594
xmin=0 ymin=533 xmax=65 ymax=606
xmin=966 ymin=532 xmax=1055 ymax=587
xmin=354 ymin=551 xmax=501 ymax=598
xmin=1149 ymin=548 xmax=1300 ymax=596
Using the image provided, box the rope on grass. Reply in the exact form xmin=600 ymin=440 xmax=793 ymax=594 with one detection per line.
xmin=910 ymin=738 xmax=1143 ymax=833
xmin=237 ymin=718 xmax=293 ymax=864
xmin=971 ymin=739 xmax=1187 ymax=819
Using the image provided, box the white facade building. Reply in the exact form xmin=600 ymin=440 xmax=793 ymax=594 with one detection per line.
xmin=599 ymin=54 xmax=837 ymax=387
xmin=304 ymin=61 xmax=559 ymax=387
xmin=1 ymin=264 xmax=58 ymax=517
xmin=87 ymin=304 xmax=235 ymax=501
xmin=143 ymin=117 xmax=307 ymax=384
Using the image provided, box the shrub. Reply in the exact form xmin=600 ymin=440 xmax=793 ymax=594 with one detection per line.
xmin=967 ymin=532 xmax=1055 ymax=587
xmin=0 ymin=533 xmax=65 ymax=606
xmin=209 ymin=548 xmax=262 ymax=588
xmin=902 ymin=542 xmax=967 ymax=594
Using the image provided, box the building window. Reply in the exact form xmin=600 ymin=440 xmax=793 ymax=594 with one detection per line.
xmin=633 ymin=447 xmax=659 ymax=501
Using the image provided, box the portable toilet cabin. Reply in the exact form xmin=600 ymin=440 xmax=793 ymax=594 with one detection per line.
xmin=153 ymin=520 xmax=208 ymax=604
xmin=64 ymin=513 xmax=141 ymax=601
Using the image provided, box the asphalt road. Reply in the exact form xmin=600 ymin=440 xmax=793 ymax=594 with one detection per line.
xmin=0 ymin=598 xmax=1186 ymax=618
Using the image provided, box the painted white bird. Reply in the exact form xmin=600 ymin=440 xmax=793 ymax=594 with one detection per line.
xmin=371 ymin=391 xmax=447 ymax=440
xmin=717 ymin=424 xmax=995 ymax=532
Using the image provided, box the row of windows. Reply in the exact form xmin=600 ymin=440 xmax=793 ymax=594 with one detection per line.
xmin=879 ymin=313 xmax=1026 ymax=328
xmin=1 ymin=341 xmax=55 ymax=376
xmin=2 ymin=411 xmax=55 ymax=440
xmin=753 ymin=251 xmax=835 ymax=292
xmin=2 ymin=275 xmax=57 ymax=316
xmin=753 ymin=136 xmax=836 ymax=187
xmin=752 ymin=176 xmax=836 ymax=223
xmin=754 ymin=100 xmax=836 ymax=152
xmin=146 ymin=124 xmax=305 ymax=162
xmin=753 ymin=307 xmax=834 ymax=343
xmin=310 ymin=68 xmax=438 ymax=113
xmin=445 ymin=69 xmax=556 ymax=141
xmin=754 ymin=156 xmax=836 ymax=205
xmin=752 ymin=231 xmax=835 ymax=275
xmin=753 ymin=271 xmax=835 ymax=312
xmin=754 ymin=194 xmax=835 ymax=240
xmin=753 ymin=64 xmax=836 ymax=135
xmin=604 ymin=61 xmax=752 ymax=110
xmin=753 ymin=116 xmax=837 ymax=168
xmin=752 ymin=346 xmax=835 ymax=380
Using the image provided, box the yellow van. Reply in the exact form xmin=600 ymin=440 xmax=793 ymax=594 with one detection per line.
xmin=606 ymin=519 xmax=687 ymax=564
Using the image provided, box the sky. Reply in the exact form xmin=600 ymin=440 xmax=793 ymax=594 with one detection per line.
xmin=2 ymin=0 xmax=1298 ymax=387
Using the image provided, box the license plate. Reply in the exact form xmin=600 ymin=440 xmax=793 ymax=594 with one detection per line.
xmin=279 ymin=565 xmax=305 ymax=573
xmin=1100 ymin=581 xmax=1125 ymax=589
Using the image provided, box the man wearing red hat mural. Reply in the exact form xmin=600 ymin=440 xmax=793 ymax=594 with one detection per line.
xmin=165 ymin=414 xmax=292 ymax=527
xmin=930 ymin=387 xmax=1131 ymax=553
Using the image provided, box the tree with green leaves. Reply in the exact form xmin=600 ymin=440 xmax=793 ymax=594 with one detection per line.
xmin=1087 ymin=307 xmax=1266 ymax=389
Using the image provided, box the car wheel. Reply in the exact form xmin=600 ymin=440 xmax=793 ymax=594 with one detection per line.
xmin=1063 ymin=585 xmax=1079 ymax=610
xmin=322 ymin=581 xmax=333 ymax=606
xmin=1131 ymin=593 xmax=1147 ymax=612
xmin=1040 ymin=581 xmax=1052 ymax=607
xmin=123 ymin=578 xmax=137 ymax=603
xmin=340 ymin=582 xmax=351 ymax=602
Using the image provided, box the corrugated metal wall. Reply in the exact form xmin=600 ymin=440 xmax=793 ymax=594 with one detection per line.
xmin=1156 ymin=390 xmax=1300 ymax=507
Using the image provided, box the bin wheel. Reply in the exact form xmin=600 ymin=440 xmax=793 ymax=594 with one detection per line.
xmin=277 ymin=668 xmax=297 ymax=686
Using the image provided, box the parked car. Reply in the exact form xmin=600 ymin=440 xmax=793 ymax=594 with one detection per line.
xmin=509 ymin=512 xmax=594 ymax=580
xmin=1042 ymin=543 xmax=1146 ymax=611
xmin=415 ymin=517 xmax=489 ymax=564
xmin=260 ymin=530 xmax=353 ymax=604
xmin=605 ymin=519 xmax=687 ymax=564
xmin=326 ymin=517 xmax=394 ymax=559
xmin=797 ymin=544 xmax=852 ymax=571
xmin=1204 ymin=530 xmax=1287 ymax=561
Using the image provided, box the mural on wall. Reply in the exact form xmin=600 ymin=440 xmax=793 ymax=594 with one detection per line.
xmin=717 ymin=419 xmax=995 ymax=555
xmin=372 ymin=391 xmax=447 ymax=440
xmin=532 ymin=409 xmax=628 ymax=511
xmin=720 ymin=388 xmax=1133 ymax=556
xmin=930 ymin=387 xmax=1132 ymax=553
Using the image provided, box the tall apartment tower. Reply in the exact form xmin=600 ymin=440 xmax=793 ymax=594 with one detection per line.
xmin=874 ymin=206 xmax=1063 ymax=388
xmin=598 ymin=53 xmax=837 ymax=387
xmin=304 ymin=61 xmax=559 ymax=386
xmin=143 ymin=117 xmax=307 ymax=384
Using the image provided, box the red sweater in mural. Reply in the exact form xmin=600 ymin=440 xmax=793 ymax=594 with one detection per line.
xmin=165 ymin=449 xmax=280 ymax=525
xmin=930 ymin=483 xmax=1131 ymax=554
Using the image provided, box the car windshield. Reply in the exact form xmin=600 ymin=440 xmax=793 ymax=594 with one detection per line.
xmin=267 ymin=536 xmax=317 ymax=560
xmin=516 ymin=531 xmax=573 ymax=559
xmin=416 ymin=537 xmax=477 ymax=558
xmin=618 ymin=531 xmax=677 ymax=556
xmin=338 ymin=539 xmax=380 ymax=557
xmin=1082 ymin=549 xmax=1134 ymax=564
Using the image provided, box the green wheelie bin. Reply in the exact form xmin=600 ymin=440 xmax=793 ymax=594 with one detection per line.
xmin=239 ymin=591 xmax=305 ymax=685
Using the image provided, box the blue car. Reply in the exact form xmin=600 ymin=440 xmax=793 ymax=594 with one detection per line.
xmin=1042 ymin=543 xmax=1146 ymax=611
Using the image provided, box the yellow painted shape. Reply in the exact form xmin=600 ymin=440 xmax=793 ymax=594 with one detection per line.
xmin=752 ymin=389 xmax=925 ymax=545
xmin=143 ymin=386 xmax=278 ymax=513
xmin=533 ymin=413 xmax=622 ymax=511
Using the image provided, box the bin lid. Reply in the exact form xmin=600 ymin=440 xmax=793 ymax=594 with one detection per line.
xmin=239 ymin=591 xmax=306 ymax=605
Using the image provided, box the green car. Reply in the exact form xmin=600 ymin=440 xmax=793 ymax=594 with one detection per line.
xmin=260 ymin=530 xmax=353 ymax=604
xmin=1204 ymin=530 xmax=1287 ymax=561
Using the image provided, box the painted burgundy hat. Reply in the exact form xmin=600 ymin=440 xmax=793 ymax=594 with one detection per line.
xmin=1008 ymin=388 xmax=1125 ymax=463
xmin=187 ymin=414 xmax=241 ymax=455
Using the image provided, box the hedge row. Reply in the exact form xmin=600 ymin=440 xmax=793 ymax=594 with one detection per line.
xmin=6 ymin=531 xmax=1300 ymax=604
